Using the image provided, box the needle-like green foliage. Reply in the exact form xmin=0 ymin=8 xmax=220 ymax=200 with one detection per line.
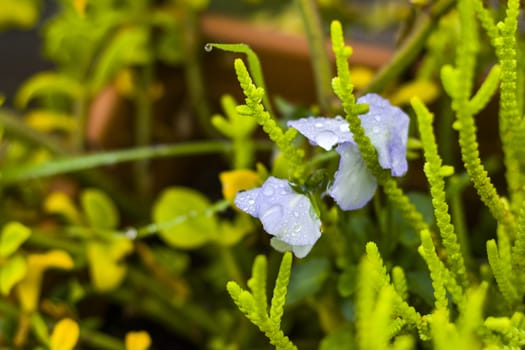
xmin=234 ymin=59 xmax=305 ymax=180
xmin=441 ymin=0 xmax=515 ymax=234
xmin=330 ymin=20 xmax=429 ymax=235
xmin=226 ymin=252 xmax=297 ymax=350
xmin=412 ymin=98 xmax=467 ymax=288
xmin=474 ymin=0 xmax=524 ymax=211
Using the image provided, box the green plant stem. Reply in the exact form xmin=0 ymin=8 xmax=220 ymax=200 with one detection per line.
xmin=447 ymin=173 xmax=473 ymax=271
xmin=296 ymin=0 xmax=333 ymax=114
xmin=134 ymin=63 xmax=154 ymax=199
xmin=135 ymin=199 xmax=231 ymax=238
xmin=1 ymin=141 xmax=232 ymax=183
xmin=79 ymin=329 xmax=125 ymax=350
xmin=183 ymin=7 xmax=214 ymax=137
xmin=363 ymin=0 xmax=456 ymax=93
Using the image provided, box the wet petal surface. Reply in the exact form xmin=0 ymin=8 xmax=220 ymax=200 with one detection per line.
xmin=287 ymin=116 xmax=353 ymax=150
xmin=329 ymin=143 xmax=378 ymax=210
xmin=357 ymin=93 xmax=409 ymax=176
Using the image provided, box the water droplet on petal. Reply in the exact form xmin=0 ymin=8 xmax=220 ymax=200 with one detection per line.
xmin=315 ymin=130 xmax=338 ymax=150
xmin=339 ymin=124 xmax=349 ymax=132
xmin=263 ymin=186 xmax=274 ymax=196
xmin=315 ymin=122 xmax=324 ymax=128
xmin=293 ymin=224 xmax=302 ymax=233
xmin=248 ymin=199 xmax=255 ymax=205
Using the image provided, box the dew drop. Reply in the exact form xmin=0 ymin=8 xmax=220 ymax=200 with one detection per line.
xmin=315 ymin=130 xmax=338 ymax=150
xmin=339 ymin=124 xmax=349 ymax=132
xmin=315 ymin=122 xmax=324 ymax=128
xmin=262 ymin=186 xmax=275 ymax=196
xmin=124 ymin=227 xmax=138 ymax=239
xmin=248 ymin=199 xmax=255 ymax=205
xmin=293 ymin=224 xmax=302 ymax=233
xmin=204 ymin=43 xmax=213 ymax=52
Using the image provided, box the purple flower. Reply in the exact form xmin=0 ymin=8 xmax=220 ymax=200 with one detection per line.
xmin=234 ymin=176 xmax=321 ymax=258
xmin=288 ymin=93 xmax=409 ymax=210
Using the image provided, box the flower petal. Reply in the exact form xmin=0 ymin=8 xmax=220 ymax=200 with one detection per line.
xmin=270 ymin=238 xmax=313 ymax=259
xmin=357 ymin=93 xmax=409 ymax=176
xmin=234 ymin=176 xmax=322 ymax=258
xmin=287 ymin=116 xmax=353 ymax=150
xmin=234 ymin=188 xmax=260 ymax=217
xmin=255 ymin=177 xmax=321 ymax=246
xmin=329 ymin=143 xmax=378 ymax=210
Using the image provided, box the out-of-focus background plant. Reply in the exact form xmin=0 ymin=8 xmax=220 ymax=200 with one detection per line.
xmin=2 ymin=0 xmax=524 ymax=349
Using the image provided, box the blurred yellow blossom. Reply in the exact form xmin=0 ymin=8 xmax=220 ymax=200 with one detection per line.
xmin=350 ymin=66 xmax=374 ymax=90
xmin=219 ymin=170 xmax=260 ymax=201
xmin=125 ymin=331 xmax=151 ymax=350
xmin=50 ymin=318 xmax=79 ymax=350
xmin=16 ymin=250 xmax=74 ymax=312
xmin=87 ymin=237 xmax=133 ymax=292
xmin=44 ymin=192 xmax=82 ymax=224
xmin=72 ymin=0 xmax=87 ymax=16
xmin=25 ymin=111 xmax=76 ymax=134
xmin=389 ymin=80 xmax=439 ymax=106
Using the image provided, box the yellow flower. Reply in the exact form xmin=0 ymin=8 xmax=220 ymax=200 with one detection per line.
xmin=125 ymin=331 xmax=151 ymax=350
xmin=44 ymin=192 xmax=82 ymax=224
xmin=219 ymin=170 xmax=260 ymax=201
xmin=72 ymin=0 xmax=87 ymax=16
xmin=50 ymin=318 xmax=79 ymax=350
xmin=16 ymin=250 xmax=74 ymax=312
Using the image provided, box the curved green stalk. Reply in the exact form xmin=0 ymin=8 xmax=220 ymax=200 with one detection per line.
xmin=234 ymin=59 xmax=305 ymax=180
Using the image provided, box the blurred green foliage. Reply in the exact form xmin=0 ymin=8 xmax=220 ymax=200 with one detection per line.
xmin=2 ymin=0 xmax=525 ymax=349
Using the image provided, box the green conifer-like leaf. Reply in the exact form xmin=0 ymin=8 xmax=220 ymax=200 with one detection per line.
xmin=468 ymin=64 xmax=501 ymax=115
xmin=365 ymin=243 xmax=421 ymax=330
xmin=418 ymin=230 xmax=449 ymax=312
xmin=330 ymin=20 xmax=429 ymax=235
xmin=456 ymin=282 xmax=487 ymax=348
xmin=412 ymin=97 xmax=467 ymax=288
xmin=511 ymin=205 xmax=525 ymax=294
xmin=392 ymin=266 xmax=408 ymax=301
xmin=431 ymin=308 xmax=458 ymax=350
xmin=487 ymin=239 xmax=519 ymax=306
xmin=447 ymin=0 xmax=515 ymax=234
xmin=233 ymin=58 xmax=304 ymax=180
xmin=206 ymin=43 xmax=272 ymax=114
xmin=248 ymin=255 xmax=268 ymax=320
xmin=269 ymin=252 xmax=292 ymax=325
xmin=440 ymin=65 xmax=459 ymax=99
xmin=226 ymin=253 xmax=297 ymax=350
